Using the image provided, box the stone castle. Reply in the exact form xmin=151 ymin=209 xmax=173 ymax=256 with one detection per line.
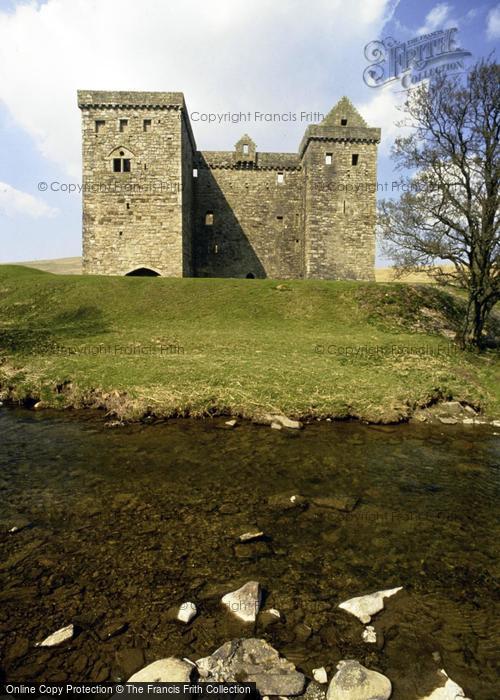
xmin=78 ymin=91 xmax=380 ymax=279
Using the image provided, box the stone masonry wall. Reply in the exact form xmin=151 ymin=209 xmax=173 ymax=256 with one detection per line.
xmin=79 ymin=91 xmax=379 ymax=280
xmin=79 ymin=92 xmax=187 ymax=276
xmin=192 ymin=157 xmax=303 ymax=279
xmin=303 ymin=138 xmax=377 ymax=280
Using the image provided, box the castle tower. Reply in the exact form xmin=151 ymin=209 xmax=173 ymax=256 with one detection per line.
xmin=299 ymin=97 xmax=380 ymax=280
xmin=78 ymin=91 xmax=196 ymax=276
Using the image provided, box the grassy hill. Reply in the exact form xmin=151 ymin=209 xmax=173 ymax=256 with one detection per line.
xmin=2 ymin=256 xmax=446 ymax=283
xmin=0 ymin=265 xmax=498 ymax=421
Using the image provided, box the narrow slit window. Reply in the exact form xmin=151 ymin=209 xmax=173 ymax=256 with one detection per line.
xmin=277 ymin=215 xmax=284 ymax=222
xmin=113 ymin=158 xmax=121 ymax=172
xmin=95 ymin=120 xmax=105 ymax=134
xmin=352 ymin=154 xmax=359 ymax=166
xmin=341 ymin=118 xmax=348 ymax=126
xmin=325 ymin=153 xmax=332 ymax=165
xmin=119 ymin=119 xmax=128 ymax=132
xmin=277 ymin=172 xmax=284 ymax=184
xmin=193 ymin=168 xmax=198 ymax=178
xmin=205 ymin=211 xmax=214 ymax=226
xmin=143 ymin=119 xmax=152 ymax=132
xmin=123 ymin=158 xmax=131 ymax=172
xmin=243 ymin=144 xmax=249 ymax=155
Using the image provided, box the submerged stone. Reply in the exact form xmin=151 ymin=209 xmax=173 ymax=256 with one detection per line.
xmin=177 ymin=602 xmax=197 ymax=623
xmin=196 ymin=638 xmax=306 ymax=696
xmin=313 ymin=667 xmax=328 ymax=684
xmin=418 ymin=669 xmax=470 ymax=699
xmin=128 ymin=658 xmax=193 ymax=682
xmin=361 ymin=626 xmax=377 ymax=643
xmin=36 ymin=624 xmax=74 ymax=647
xmin=327 ymin=660 xmax=391 ymax=700
xmin=221 ymin=581 xmax=261 ymax=622
xmin=338 ymin=586 xmax=403 ymax=623
xmin=312 ymin=495 xmax=359 ymax=512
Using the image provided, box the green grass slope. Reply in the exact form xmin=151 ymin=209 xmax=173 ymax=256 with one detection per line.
xmin=0 ymin=265 xmax=498 ymax=421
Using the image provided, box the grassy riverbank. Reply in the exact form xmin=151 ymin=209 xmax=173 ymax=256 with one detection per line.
xmin=0 ymin=265 xmax=498 ymax=421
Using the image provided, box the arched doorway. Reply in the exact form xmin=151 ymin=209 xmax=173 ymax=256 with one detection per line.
xmin=246 ymin=272 xmax=255 ymax=279
xmin=125 ymin=268 xmax=160 ymax=277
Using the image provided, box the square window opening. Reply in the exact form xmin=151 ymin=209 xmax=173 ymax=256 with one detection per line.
xmin=277 ymin=172 xmax=284 ymax=184
xmin=341 ymin=118 xmax=348 ymax=126
xmin=143 ymin=119 xmax=152 ymax=132
xmin=325 ymin=153 xmax=332 ymax=165
xmin=119 ymin=119 xmax=128 ymax=132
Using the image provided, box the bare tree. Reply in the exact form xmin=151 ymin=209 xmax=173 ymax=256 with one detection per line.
xmin=378 ymin=58 xmax=499 ymax=349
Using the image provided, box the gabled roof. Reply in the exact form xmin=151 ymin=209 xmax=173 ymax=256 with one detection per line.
xmin=321 ymin=96 xmax=368 ymax=128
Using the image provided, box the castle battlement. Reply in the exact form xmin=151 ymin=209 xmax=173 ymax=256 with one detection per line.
xmin=78 ymin=91 xmax=380 ymax=280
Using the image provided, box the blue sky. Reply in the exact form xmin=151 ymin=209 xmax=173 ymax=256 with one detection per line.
xmin=0 ymin=0 xmax=499 ymax=265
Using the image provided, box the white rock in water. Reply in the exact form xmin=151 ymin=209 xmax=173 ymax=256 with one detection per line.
xmin=338 ymin=586 xmax=403 ymax=624
xmin=225 ymin=419 xmax=237 ymax=427
xmin=222 ymin=581 xmax=261 ymax=622
xmin=177 ymin=602 xmax=197 ymax=623
xmin=239 ymin=530 xmax=265 ymax=542
xmin=128 ymin=658 xmax=193 ymax=682
xmin=36 ymin=624 xmax=74 ymax=647
xmin=327 ymin=660 xmax=392 ymax=700
xmin=271 ymin=421 xmax=283 ymax=430
xmin=313 ymin=667 xmax=328 ymax=684
xmin=418 ymin=669 xmax=470 ymax=699
xmin=270 ymin=414 xmax=302 ymax=429
xmin=362 ymin=626 xmax=377 ymax=643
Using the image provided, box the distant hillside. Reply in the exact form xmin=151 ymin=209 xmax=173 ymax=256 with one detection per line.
xmin=3 ymin=257 xmax=82 ymax=275
xmin=2 ymin=257 xmax=443 ymax=283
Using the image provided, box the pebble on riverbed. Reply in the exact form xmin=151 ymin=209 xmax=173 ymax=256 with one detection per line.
xmin=326 ymin=660 xmax=392 ymax=700
xmin=35 ymin=624 xmax=74 ymax=647
xmin=128 ymin=658 xmax=194 ymax=683
xmin=264 ymin=414 xmax=303 ymax=430
xmin=361 ymin=625 xmax=377 ymax=643
xmin=338 ymin=586 xmax=403 ymax=624
xmin=177 ymin=602 xmax=197 ymax=624
xmin=418 ymin=669 xmax=470 ymax=699
xmin=312 ymin=667 xmax=328 ymax=684
xmin=221 ymin=581 xmax=261 ymax=622
xmin=238 ymin=530 xmax=265 ymax=542
xmin=197 ymin=638 xmax=306 ymax=696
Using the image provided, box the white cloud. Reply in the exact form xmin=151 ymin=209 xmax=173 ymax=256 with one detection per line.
xmin=0 ymin=181 xmax=59 ymax=218
xmin=359 ymin=84 xmax=412 ymax=157
xmin=486 ymin=4 xmax=500 ymax=39
xmin=0 ymin=0 xmax=397 ymax=177
xmin=417 ymin=3 xmax=453 ymax=35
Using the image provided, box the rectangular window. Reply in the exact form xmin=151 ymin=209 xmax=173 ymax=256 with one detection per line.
xmin=119 ymin=119 xmax=128 ymax=132
xmin=205 ymin=212 xmax=214 ymax=225
xmin=193 ymin=168 xmax=198 ymax=178
xmin=277 ymin=215 xmax=284 ymax=221
xmin=325 ymin=153 xmax=332 ymax=165
xmin=243 ymin=144 xmax=249 ymax=155
xmin=143 ymin=119 xmax=152 ymax=132
xmin=95 ymin=120 xmax=105 ymax=133
xmin=277 ymin=172 xmax=284 ymax=184
xmin=341 ymin=118 xmax=348 ymax=126
xmin=113 ymin=158 xmax=121 ymax=172
xmin=352 ymin=154 xmax=359 ymax=166
xmin=123 ymin=159 xmax=131 ymax=172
